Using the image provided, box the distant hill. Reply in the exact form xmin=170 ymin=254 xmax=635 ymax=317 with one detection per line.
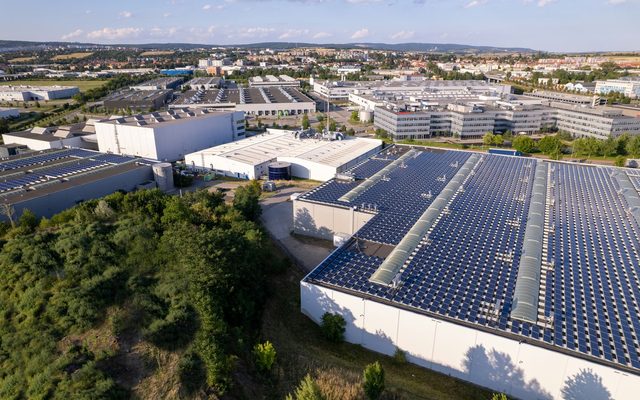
xmin=0 ymin=39 xmax=537 ymax=53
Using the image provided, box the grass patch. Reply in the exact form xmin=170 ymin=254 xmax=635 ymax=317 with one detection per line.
xmin=51 ymin=52 xmax=93 ymax=60
xmin=0 ymin=79 xmax=107 ymax=92
xmin=140 ymin=51 xmax=175 ymax=56
xmin=262 ymin=242 xmax=494 ymax=400
xmin=8 ymin=56 xmax=35 ymax=63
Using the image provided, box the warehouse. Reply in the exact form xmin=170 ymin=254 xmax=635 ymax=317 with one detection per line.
xmin=95 ymin=108 xmax=245 ymax=162
xmin=102 ymin=90 xmax=174 ymax=111
xmin=248 ymin=75 xmax=300 ymax=88
xmin=0 ymin=85 xmax=79 ymax=101
xmin=0 ymin=148 xmax=165 ymax=220
xmin=298 ymin=146 xmax=640 ymax=400
xmin=130 ymin=77 xmax=183 ymax=91
xmin=171 ymin=87 xmax=316 ymax=116
xmin=182 ymin=77 xmax=222 ymax=90
xmin=0 ymin=107 xmax=19 ymax=119
xmin=185 ymin=129 xmax=382 ymax=181
xmin=2 ymin=120 xmax=100 ymax=151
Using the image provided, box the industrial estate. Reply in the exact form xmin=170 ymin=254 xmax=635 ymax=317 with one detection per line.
xmin=2 ymin=3 xmax=640 ymax=398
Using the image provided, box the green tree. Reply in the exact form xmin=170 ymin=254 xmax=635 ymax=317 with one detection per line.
xmin=286 ymin=374 xmax=323 ymax=400
xmin=491 ymin=394 xmax=508 ymax=400
xmin=626 ymin=135 xmax=640 ymax=158
xmin=512 ymin=136 xmax=536 ymax=154
xmin=233 ymin=180 xmax=262 ymax=221
xmin=18 ymin=209 xmax=38 ymax=231
xmin=350 ymin=110 xmax=359 ymax=122
xmin=302 ymin=114 xmax=310 ymax=130
xmin=483 ymin=132 xmax=495 ymax=146
xmin=492 ymin=134 xmax=504 ymax=146
xmin=538 ymin=135 xmax=565 ymax=157
xmin=601 ymin=137 xmax=618 ymax=157
xmin=253 ymin=341 xmax=277 ymax=373
xmin=363 ymin=361 xmax=385 ymax=400
xmin=320 ymin=312 xmax=346 ymax=343
xmin=329 ymin=120 xmax=337 ymax=132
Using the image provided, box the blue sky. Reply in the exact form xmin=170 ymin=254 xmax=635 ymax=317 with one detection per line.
xmin=1 ymin=0 xmax=638 ymax=52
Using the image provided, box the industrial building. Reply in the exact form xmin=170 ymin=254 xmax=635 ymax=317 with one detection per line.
xmin=185 ymin=129 xmax=382 ymax=181
xmin=0 ymin=85 xmax=79 ymax=101
xmin=2 ymin=120 xmax=100 ymax=151
xmin=248 ymin=75 xmax=300 ymax=88
xmin=0 ymin=148 xmax=167 ymax=220
xmin=171 ymin=87 xmax=316 ymax=116
xmin=182 ymin=77 xmax=223 ymax=90
xmin=0 ymin=107 xmax=19 ymax=119
xmin=102 ymin=90 xmax=174 ymax=111
xmin=312 ymin=78 xmax=511 ymax=101
xmin=297 ymin=146 xmax=640 ymax=400
xmin=95 ymin=109 xmax=245 ymax=162
xmin=130 ymin=77 xmax=183 ymax=91
xmin=596 ymin=77 xmax=640 ymax=98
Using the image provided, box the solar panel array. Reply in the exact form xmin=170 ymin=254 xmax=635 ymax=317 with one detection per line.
xmin=303 ymin=147 xmax=640 ymax=372
xmin=0 ymin=149 xmax=143 ymax=194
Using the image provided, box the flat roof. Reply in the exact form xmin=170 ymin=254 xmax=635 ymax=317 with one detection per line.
xmin=0 ymin=148 xmax=155 ymax=201
xmin=96 ymin=108 xmax=238 ymax=128
xmin=301 ymin=146 xmax=640 ymax=373
xmin=103 ymin=89 xmax=173 ymax=102
xmin=188 ymin=129 xmax=381 ymax=167
xmin=173 ymin=87 xmax=314 ymax=106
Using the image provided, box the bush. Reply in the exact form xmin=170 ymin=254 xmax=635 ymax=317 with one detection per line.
xmin=615 ymin=156 xmax=626 ymax=167
xmin=321 ymin=312 xmax=346 ymax=343
xmin=178 ymin=351 xmax=206 ymax=395
xmin=253 ymin=341 xmax=276 ymax=373
xmin=512 ymin=135 xmax=536 ymax=154
xmin=363 ymin=361 xmax=385 ymax=400
xmin=286 ymin=374 xmax=323 ymax=400
xmin=393 ymin=348 xmax=407 ymax=364
xmin=491 ymin=393 xmax=508 ymax=400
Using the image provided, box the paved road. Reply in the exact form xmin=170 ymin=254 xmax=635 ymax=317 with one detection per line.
xmin=260 ymin=186 xmax=333 ymax=272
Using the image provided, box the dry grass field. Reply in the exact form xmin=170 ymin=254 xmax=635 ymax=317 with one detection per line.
xmin=51 ymin=52 xmax=93 ymax=60
xmin=140 ymin=50 xmax=175 ymax=56
xmin=8 ymin=56 xmax=35 ymax=63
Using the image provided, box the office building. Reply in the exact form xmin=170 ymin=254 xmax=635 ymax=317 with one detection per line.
xmin=95 ymin=109 xmax=245 ymax=162
xmin=595 ymin=77 xmax=640 ymax=98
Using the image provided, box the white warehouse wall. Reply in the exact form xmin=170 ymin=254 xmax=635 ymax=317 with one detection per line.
xmin=301 ymin=281 xmax=640 ymax=400
xmin=95 ymin=111 xmax=245 ymax=161
xmin=293 ymin=200 xmax=374 ymax=240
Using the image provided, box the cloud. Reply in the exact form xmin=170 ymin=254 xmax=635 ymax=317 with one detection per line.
xmin=163 ymin=12 xmax=172 ymax=17
xmin=279 ymin=29 xmax=310 ymax=40
xmin=61 ymin=29 xmax=84 ymax=40
xmin=86 ymin=27 xmax=143 ymax=40
xmin=227 ymin=26 xmax=276 ymax=39
xmin=119 ymin=10 xmax=133 ymax=18
xmin=202 ymin=4 xmax=212 ymax=9
xmin=313 ymin=31 xmax=332 ymax=39
xmin=351 ymin=28 xmax=369 ymax=40
xmin=391 ymin=30 xmax=414 ymax=40
xmin=523 ymin=0 xmax=557 ymax=6
xmin=607 ymin=0 xmax=627 ymax=3
xmin=464 ymin=0 xmax=487 ymax=8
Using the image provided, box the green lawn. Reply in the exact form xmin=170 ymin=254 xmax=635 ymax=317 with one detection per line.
xmin=0 ymin=79 xmax=107 ymax=92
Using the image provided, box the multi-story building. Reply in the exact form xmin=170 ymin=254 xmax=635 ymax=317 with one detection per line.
xmin=248 ymin=75 xmax=300 ymax=88
xmin=374 ymin=99 xmax=640 ymax=141
xmin=595 ymin=77 xmax=640 ymax=98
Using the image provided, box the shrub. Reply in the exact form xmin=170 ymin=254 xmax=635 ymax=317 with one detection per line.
xmin=321 ymin=312 xmax=346 ymax=343
xmin=615 ymin=156 xmax=626 ymax=167
xmin=286 ymin=374 xmax=324 ymax=400
xmin=253 ymin=341 xmax=277 ymax=373
xmin=393 ymin=348 xmax=407 ymax=364
xmin=363 ymin=361 xmax=385 ymax=400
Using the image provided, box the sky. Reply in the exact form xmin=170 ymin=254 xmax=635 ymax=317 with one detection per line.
xmin=1 ymin=0 xmax=639 ymax=52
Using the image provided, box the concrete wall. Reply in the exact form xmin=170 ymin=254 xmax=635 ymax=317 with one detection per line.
xmin=301 ymin=281 xmax=640 ymax=400
xmin=9 ymin=166 xmax=153 ymax=220
xmin=293 ymin=200 xmax=374 ymax=240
